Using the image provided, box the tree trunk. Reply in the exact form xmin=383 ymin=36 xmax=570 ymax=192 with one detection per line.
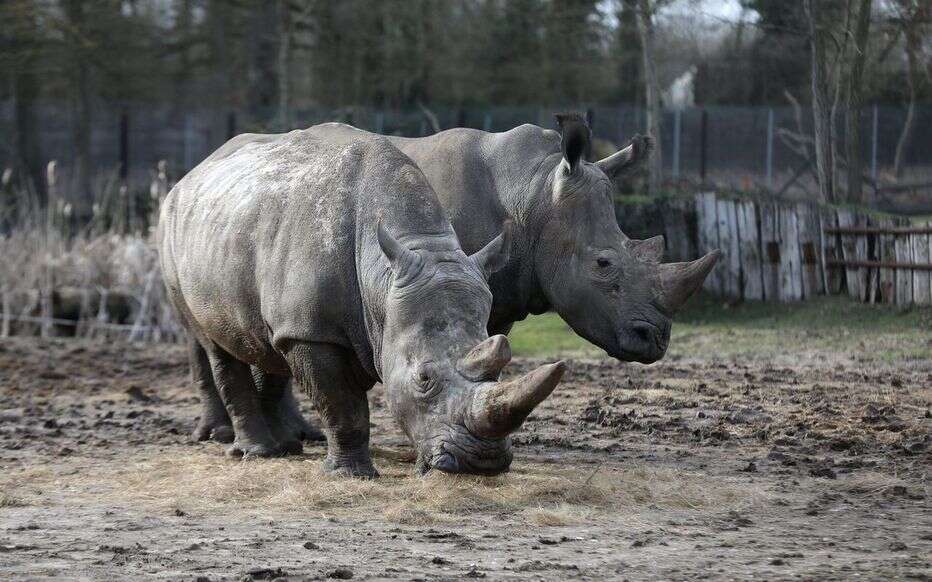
xmin=805 ymin=0 xmax=836 ymax=203
xmin=12 ymin=61 xmax=43 ymax=199
xmin=636 ymin=0 xmax=662 ymax=195
xmin=65 ymin=0 xmax=93 ymax=203
xmin=844 ymin=0 xmax=872 ymax=203
xmin=277 ymin=0 xmax=291 ymax=130
xmin=893 ymin=20 xmax=920 ymax=178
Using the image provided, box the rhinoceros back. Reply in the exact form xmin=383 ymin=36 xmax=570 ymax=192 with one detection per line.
xmin=158 ymin=125 xmax=452 ymax=374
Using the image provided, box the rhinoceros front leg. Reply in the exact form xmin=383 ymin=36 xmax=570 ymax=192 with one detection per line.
xmin=189 ymin=337 xmax=234 ymax=444
xmin=205 ymin=344 xmax=284 ymax=458
xmin=284 ymin=342 xmax=377 ymax=478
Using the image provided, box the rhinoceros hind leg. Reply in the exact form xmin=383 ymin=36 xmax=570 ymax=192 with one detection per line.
xmin=278 ymin=382 xmax=326 ymax=443
xmin=252 ymin=369 xmax=304 ymax=456
xmin=285 ymin=342 xmax=377 ymax=478
xmin=188 ymin=337 xmax=235 ymax=443
xmin=206 ymin=343 xmax=286 ymax=459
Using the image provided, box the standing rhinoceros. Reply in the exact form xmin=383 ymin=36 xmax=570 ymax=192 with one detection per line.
xmin=190 ymin=114 xmax=719 ymax=447
xmin=158 ymin=126 xmax=565 ymax=476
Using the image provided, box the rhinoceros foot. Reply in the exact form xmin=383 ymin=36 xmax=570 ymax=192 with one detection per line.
xmin=321 ymin=456 xmax=379 ymax=479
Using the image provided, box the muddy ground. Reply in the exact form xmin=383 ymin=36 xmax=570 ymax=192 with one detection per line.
xmin=0 ymin=333 xmax=929 ymax=581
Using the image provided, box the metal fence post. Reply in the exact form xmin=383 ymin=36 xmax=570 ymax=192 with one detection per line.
xmin=119 ymin=111 xmax=129 ymax=181
xmin=699 ymin=108 xmax=708 ymax=182
xmin=183 ymin=114 xmax=193 ymax=172
xmin=375 ymin=112 xmax=384 ymax=134
xmin=672 ymin=108 xmax=681 ymax=180
xmin=766 ymin=108 xmax=774 ymax=186
xmin=871 ymin=104 xmax=878 ymax=180
xmin=483 ymin=112 xmax=492 ymax=132
xmin=227 ymin=111 xmax=237 ymax=140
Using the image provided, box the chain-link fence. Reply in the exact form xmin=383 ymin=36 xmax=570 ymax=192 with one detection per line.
xmin=1 ymin=101 xmax=930 ymax=201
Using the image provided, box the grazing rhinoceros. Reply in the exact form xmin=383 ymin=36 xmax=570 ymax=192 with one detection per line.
xmin=158 ymin=125 xmax=565 ymax=477
xmin=191 ymin=114 xmax=718 ymax=447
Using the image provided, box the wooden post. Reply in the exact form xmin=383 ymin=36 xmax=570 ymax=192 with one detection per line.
xmin=1 ymin=288 xmax=10 ymax=337
xmin=737 ymin=201 xmax=763 ymax=300
xmin=912 ymin=227 xmax=931 ymax=306
xmin=662 ymin=197 xmax=692 ymax=262
xmin=760 ymin=204 xmax=781 ymax=301
xmin=894 ymin=218 xmax=913 ymax=305
xmin=836 ymin=210 xmax=862 ymax=300
xmin=698 ymin=192 xmax=721 ymax=294
xmin=779 ymin=205 xmax=802 ymax=301
xmin=819 ymin=211 xmax=842 ymax=295
xmin=716 ymin=198 xmax=741 ymax=300
xmin=878 ymin=218 xmax=897 ymax=303
xmin=796 ymin=203 xmax=824 ymax=298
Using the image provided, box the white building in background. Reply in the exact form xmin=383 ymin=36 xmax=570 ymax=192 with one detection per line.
xmin=663 ymin=65 xmax=697 ymax=110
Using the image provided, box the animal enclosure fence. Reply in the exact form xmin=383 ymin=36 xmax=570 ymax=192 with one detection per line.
xmin=686 ymin=192 xmax=932 ymax=306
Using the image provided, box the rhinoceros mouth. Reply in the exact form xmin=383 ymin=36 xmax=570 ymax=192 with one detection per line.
xmin=419 ymin=426 xmax=514 ymax=476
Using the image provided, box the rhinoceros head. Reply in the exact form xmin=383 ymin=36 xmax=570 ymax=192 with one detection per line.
xmin=533 ymin=114 xmax=719 ymax=364
xmin=376 ymin=222 xmax=565 ymax=475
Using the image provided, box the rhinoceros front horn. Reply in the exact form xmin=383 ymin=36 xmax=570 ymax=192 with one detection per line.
xmin=467 ymin=361 xmax=567 ymax=439
xmin=457 ymin=335 xmax=512 ymax=381
xmin=657 ymin=250 xmax=721 ymax=312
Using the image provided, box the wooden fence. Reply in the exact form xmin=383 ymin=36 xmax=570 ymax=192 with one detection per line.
xmin=688 ymin=192 xmax=931 ymax=306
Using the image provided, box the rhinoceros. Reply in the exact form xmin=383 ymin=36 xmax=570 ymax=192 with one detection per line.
xmin=158 ymin=126 xmax=565 ymax=477
xmin=189 ymin=114 xmax=718 ymax=447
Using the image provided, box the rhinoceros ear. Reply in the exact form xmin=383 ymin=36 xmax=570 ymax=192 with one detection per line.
xmin=596 ymin=134 xmax=653 ymax=182
xmin=470 ymin=221 xmax=512 ymax=279
xmin=555 ymin=113 xmax=591 ymax=175
xmin=377 ymin=219 xmax=422 ymax=281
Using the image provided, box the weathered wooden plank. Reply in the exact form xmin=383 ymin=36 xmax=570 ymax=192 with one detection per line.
xmin=819 ymin=211 xmax=843 ymax=295
xmin=698 ymin=192 xmax=721 ymax=294
xmin=778 ymin=205 xmax=802 ymax=301
xmin=760 ymin=204 xmax=781 ymax=301
xmin=836 ymin=210 xmax=862 ymax=300
xmin=737 ymin=201 xmax=763 ymax=300
xmin=662 ymin=198 xmax=694 ymax=263
xmin=912 ymin=226 xmax=931 ymax=306
xmin=716 ymin=198 xmax=741 ymax=300
xmin=796 ymin=203 xmax=824 ymax=298
xmin=878 ymin=218 xmax=897 ymax=303
xmin=894 ymin=217 xmax=913 ymax=305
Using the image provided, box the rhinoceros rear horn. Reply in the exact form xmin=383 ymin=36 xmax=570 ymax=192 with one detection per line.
xmin=467 ymin=361 xmax=566 ymax=439
xmin=457 ymin=334 xmax=512 ymax=381
xmin=469 ymin=221 xmax=512 ymax=279
xmin=377 ymin=219 xmax=421 ymax=278
xmin=596 ymin=134 xmax=654 ymax=181
xmin=657 ymin=250 xmax=721 ymax=312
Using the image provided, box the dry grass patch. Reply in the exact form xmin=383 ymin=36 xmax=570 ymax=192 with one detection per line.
xmin=7 ymin=448 xmax=765 ymax=526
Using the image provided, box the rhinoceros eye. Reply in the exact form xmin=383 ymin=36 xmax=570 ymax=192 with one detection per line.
xmin=596 ymin=258 xmax=612 ymax=268
xmin=414 ymin=363 xmax=440 ymax=394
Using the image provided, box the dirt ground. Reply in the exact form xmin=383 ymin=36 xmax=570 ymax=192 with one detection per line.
xmin=0 ymin=331 xmax=929 ymax=581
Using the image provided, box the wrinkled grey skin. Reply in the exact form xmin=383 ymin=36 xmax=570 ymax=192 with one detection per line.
xmin=386 ymin=115 xmax=719 ymax=358
xmin=192 ymin=115 xmax=718 ymax=448
xmin=159 ymin=125 xmax=564 ymax=477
